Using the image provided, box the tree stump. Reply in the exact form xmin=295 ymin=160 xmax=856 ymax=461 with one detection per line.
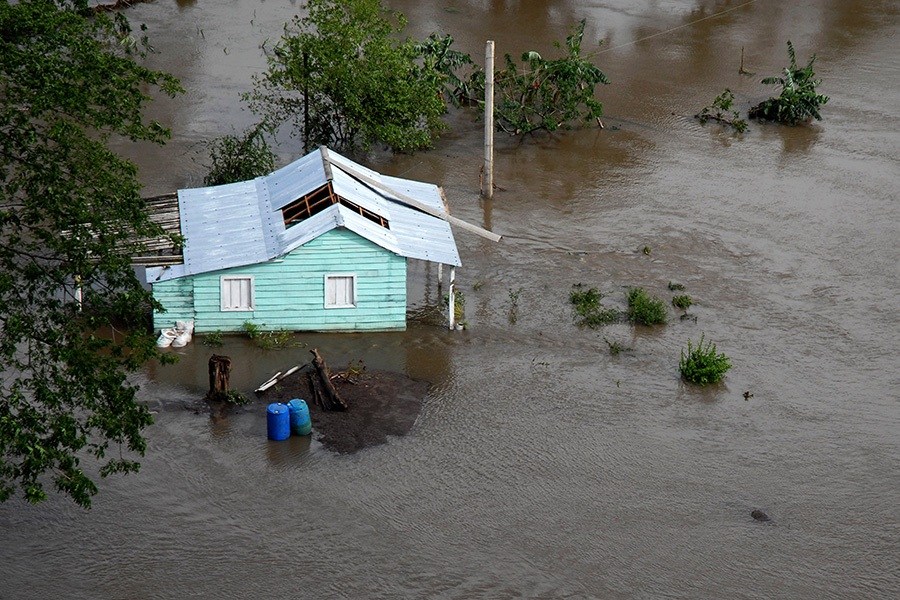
xmin=309 ymin=348 xmax=347 ymax=411
xmin=207 ymin=354 xmax=232 ymax=401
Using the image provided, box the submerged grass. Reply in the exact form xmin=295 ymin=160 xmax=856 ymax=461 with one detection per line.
xmin=241 ymin=321 xmax=300 ymax=350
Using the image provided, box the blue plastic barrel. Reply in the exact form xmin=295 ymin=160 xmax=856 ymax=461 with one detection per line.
xmin=266 ymin=402 xmax=290 ymax=441
xmin=287 ymin=398 xmax=312 ymax=436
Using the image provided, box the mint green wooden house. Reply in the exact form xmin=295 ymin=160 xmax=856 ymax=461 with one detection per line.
xmin=144 ymin=148 xmax=467 ymax=334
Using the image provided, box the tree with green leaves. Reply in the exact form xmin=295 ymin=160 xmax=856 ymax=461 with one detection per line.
xmin=205 ymin=126 xmax=278 ymax=186
xmin=0 ymin=0 xmax=181 ymax=507
xmin=492 ymin=20 xmax=610 ymax=135
xmin=248 ymin=0 xmax=447 ymax=154
xmin=749 ymin=41 xmax=829 ymax=124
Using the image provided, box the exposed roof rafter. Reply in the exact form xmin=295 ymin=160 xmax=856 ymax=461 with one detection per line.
xmin=323 ymin=147 xmax=502 ymax=243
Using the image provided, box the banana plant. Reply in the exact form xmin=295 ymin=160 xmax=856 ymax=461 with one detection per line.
xmin=493 ymin=20 xmax=610 ymax=135
xmin=749 ymin=41 xmax=829 ymax=124
xmin=413 ymin=33 xmax=479 ymax=108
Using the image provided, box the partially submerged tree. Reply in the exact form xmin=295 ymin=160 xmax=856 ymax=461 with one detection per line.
xmin=244 ymin=8 xmax=611 ymax=153
xmin=248 ymin=0 xmax=447 ymax=153
xmin=749 ymin=41 xmax=829 ymax=124
xmin=0 ymin=0 xmax=181 ymax=507
xmin=205 ymin=126 xmax=277 ymax=186
xmin=492 ymin=20 xmax=610 ymax=135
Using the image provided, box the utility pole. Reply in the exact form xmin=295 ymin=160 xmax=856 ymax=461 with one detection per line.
xmin=483 ymin=40 xmax=495 ymax=199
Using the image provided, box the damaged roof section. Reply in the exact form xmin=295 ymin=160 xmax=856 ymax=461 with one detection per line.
xmin=143 ymin=147 xmax=475 ymax=283
xmin=131 ymin=192 xmax=184 ymax=266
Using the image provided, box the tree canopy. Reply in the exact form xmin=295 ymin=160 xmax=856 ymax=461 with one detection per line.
xmin=232 ymin=1 xmax=609 ymax=165
xmin=204 ymin=126 xmax=277 ymax=186
xmin=249 ymin=0 xmax=447 ymax=154
xmin=0 ymin=0 xmax=181 ymax=507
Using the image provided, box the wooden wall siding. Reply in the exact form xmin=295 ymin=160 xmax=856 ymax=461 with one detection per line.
xmin=151 ymin=276 xmax=195 ymax=331
xmin=154 ymin=229 xmax=408 ymax=333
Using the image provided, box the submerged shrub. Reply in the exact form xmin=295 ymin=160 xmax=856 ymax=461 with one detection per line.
xmin=696 ymin=88 xmax=748 ymax=132
xmin=570 ymin=284 xmax=621 ymax=328
xmin=224 ymin=390 xmax=252 ymax=405
xmin=604 ymin=337 xmax=630 ymax=355
xmin=679 ymin=333 xmax=732 ymax=384
xmin=570 ymin=284 xmax=603 ymax=313
xmin=626 ymin=287 xmax=667 ymax=325
xmin=672 ymin=295 xmax=693 ymax=311
xmin=205 ymin=127 xmax=276 ymax=186
xmin=507 ymin=287 xmax=523 ymax=324
xmin=202 ymin=330 xmax=224 ymax=347
xmin=443 ymin=290 xmax=466 ymax=322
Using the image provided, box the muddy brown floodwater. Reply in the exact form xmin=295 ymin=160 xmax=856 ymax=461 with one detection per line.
xmin=2 ymin=1 xmax=899 ymax=599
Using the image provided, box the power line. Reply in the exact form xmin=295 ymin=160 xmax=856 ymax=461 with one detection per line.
xmin=492 ymin=0 xmax=757 ymax=82
xmin=594 ymin=0 xmax=757 ymax=55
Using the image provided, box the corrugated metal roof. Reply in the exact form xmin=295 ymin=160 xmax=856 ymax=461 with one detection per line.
xmin=178 ymin=180 xmax=268 ymax=275
xmin=265 ymin=150 xmax=328 ymax=211
xmin=146 ymin=147 xmax=460 ymax=283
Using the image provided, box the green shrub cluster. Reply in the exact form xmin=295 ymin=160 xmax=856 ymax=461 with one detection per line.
xmin=749 ymin=41 xmax=829 ymax=125
xmin=626 ymin=287 xmax=667 ymax=325
xmin=679 ymin=334 xmax=732 ymax=384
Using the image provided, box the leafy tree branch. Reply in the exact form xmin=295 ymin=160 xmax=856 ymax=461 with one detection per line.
xmin=1 ymin=0 xmax=182 ymax=508
xmin=696 ymin=89 xmax=748 ymax=133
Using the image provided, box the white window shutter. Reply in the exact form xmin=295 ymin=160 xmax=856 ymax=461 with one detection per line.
xmin=325 ymin=274 xmax=356 ymax=308
xmin=221 ymin=276 xmax=254 ymax=311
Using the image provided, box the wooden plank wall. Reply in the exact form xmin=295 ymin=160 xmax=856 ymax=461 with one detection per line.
xmin=151 ymin=276 xmax=195 ymax=332
xmin=152 ymin=229 xmax=407 ymax=333
xmin=134 ymin=193 xmax=184 ymax=264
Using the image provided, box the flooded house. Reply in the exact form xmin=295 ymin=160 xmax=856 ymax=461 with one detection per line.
xmin=138 ymin=147 xmax=486 ymax=334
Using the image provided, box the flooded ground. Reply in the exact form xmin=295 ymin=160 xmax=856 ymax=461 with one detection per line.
xmin=2 ymin=1 xmax=899 ymax=598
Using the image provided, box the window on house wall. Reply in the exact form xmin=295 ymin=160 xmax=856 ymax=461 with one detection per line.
xmin=221 ymin=276 xmax=255 ymax=311
xmin=324 ymin=274 xmax=357 ymax=308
